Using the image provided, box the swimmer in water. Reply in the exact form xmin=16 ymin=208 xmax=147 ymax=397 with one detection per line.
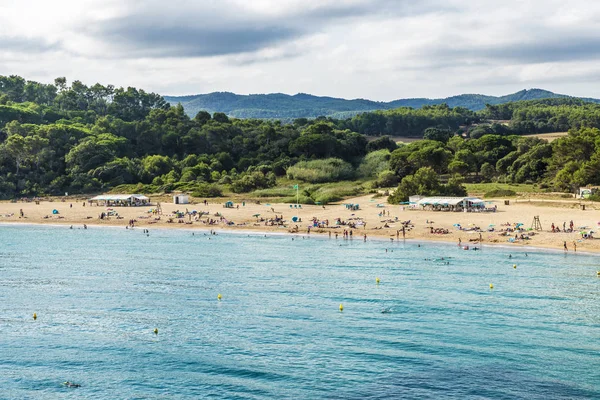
xmin=381 ymin=307 xmax=392 ymax=314
xmin=63 ymin=381 xmax=81 ymax=388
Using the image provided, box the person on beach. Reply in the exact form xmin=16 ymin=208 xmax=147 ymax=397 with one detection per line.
xmin=363 ymin=234 xmax=367 ymax=242
xmin=573 ymin=241 xmax=577 ymax=252
xmin=402 ymin=226 xmax=405 ymax=239
xmin=563 ymin=241 xmax=568 ymax=251
xmin=458 ymin=238 xmax=462 ymax=246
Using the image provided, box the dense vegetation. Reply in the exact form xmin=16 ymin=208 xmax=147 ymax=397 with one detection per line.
xmin=165 ymin=89 xmax=600 ymax=120
xmin=2 ymin=74 xmax=600 ymax=204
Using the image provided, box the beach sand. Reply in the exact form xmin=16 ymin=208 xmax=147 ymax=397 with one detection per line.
xmin=1 ymin=196 xmax=599 ymax=253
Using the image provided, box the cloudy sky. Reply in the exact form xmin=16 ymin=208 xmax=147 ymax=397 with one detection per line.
xmin=1 ymin=0 xmax=599 ymax=100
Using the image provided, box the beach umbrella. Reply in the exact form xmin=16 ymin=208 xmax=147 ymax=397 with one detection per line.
xmin=252 ymin=213 xmax=261 ymax=217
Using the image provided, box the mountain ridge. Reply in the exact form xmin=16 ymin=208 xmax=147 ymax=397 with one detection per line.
xmin=164 ymin=88 xmax=600 ymax=120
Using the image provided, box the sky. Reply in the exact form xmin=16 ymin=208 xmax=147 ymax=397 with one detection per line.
xmin=1 ymin=0 xmax=599 ymax=100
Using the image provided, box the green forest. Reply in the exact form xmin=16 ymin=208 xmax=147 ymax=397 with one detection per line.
xmin=2 ymin=74 xmax=600 ymax=204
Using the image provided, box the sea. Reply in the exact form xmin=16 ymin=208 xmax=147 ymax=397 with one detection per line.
xmin=0 ymin=224 xmax=598 ymax=399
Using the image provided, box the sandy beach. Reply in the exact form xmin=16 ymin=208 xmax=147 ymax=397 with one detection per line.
xmin=1 ymin=195 xmax=600 ymax=253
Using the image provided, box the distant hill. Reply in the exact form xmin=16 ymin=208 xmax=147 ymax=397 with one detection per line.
xmin=164 ymin=89 xmax=600 ymax=120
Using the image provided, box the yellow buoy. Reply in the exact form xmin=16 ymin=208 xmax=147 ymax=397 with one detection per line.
xmin=597 ymin=271 xmax=600 ymax=276
xmin=217 ymin=293 xmax=222 ymax=300
xmin=33 ymin=313 xmax=37 ymax=320
xmin=489 ymin=283 xmax=494 ymax=289
xmin=339 ymin=303 xmax=344 ymax=312
xmin=153 ymin=328 xmax=158 ymax=334
xmin=513 ymin=264 xmax=517 ymax=269
xmin=376 ymin=277 xmax=380 ymax=284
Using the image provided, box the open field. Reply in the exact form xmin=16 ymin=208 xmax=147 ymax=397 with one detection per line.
xmin=523 ymin=132 xmax=568 ymax=142
xmin=464 ymin=183 xmax=540 ymax=196
xmin=366 ymin=136 xmax=422 ymax=143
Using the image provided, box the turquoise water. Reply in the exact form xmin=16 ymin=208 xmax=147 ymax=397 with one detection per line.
xmin=0 ymin=224 xmax=599 ymax=399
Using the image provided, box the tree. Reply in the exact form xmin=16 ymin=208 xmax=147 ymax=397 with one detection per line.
xmin=54 ymin=77 xmax=67 ymax=92
xmin=388 ymin=167 xmax=441 ymax=203
xmin=480 ymin=162 xmax=495 ymax=181
xmin=194 ymin=110 xmax=211 ymax=125
xmin=366 ymin=136 xmax=397 ymax=152
xmin=423 ymin=127 xmax=452 ymax=143
xmin=65 ymin=134 xmax=127 ymax=174
xmin=24 ymin=135 xmax=51 ymax=171
xmin=212 ymin=112 xmax=230 ymax=123
xmin=3 ymin=134 xmax=27 ymax=174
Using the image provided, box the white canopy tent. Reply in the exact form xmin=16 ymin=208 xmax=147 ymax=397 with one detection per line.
xmin=417 ymin=196 xmax=485 ymax=211
xmin=89 ymin=194 xmax=150 ymax=206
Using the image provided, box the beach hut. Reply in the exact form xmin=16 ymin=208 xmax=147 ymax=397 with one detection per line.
xmin=173 ymin=194 xmax=189 ymax=205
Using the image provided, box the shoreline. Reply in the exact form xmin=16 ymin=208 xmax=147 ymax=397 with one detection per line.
xmin=1 ymin=195 xmax=597 ymax=254
xmin=1 ymin=219 xmax=596 ymax=257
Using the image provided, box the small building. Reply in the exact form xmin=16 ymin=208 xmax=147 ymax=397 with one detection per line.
xmin=173 ymin=194 xmax=189 ymax=205
xmin=416 ymin=196 xmax=486 ymax=212
xmin=89 ymin=194 xmax=150 ymax=206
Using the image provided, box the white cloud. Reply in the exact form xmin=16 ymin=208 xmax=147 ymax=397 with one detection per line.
xmin=0 ymin=0 xmax=599 ymax=100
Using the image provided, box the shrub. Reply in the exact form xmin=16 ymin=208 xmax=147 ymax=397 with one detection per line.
xmin=311 ymin=183 xmax=364 ymax=204
xmin=388 ymin=167 xmax=466 ymax=204
xmin=191 ymin=183 xmax=222 ymax=198
xmin=357 ymin=150 xmax=390 ymax=178
xmin=231 ymin=171 xmax=276 ymax=193
xmin=373 ymin=170 xmax=399 ymax=188
xmin=483 ymin=189 xmax=516 ymax=198
xmin=252 ymin=187 xmax=295 ymax=198
xmin=286 ymin=158 xmax=354 ymax=183
xmin=587 ymin=193 xmax=600 ymax=202
xmin=279 ymin=195 xmax=315 ymax=205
